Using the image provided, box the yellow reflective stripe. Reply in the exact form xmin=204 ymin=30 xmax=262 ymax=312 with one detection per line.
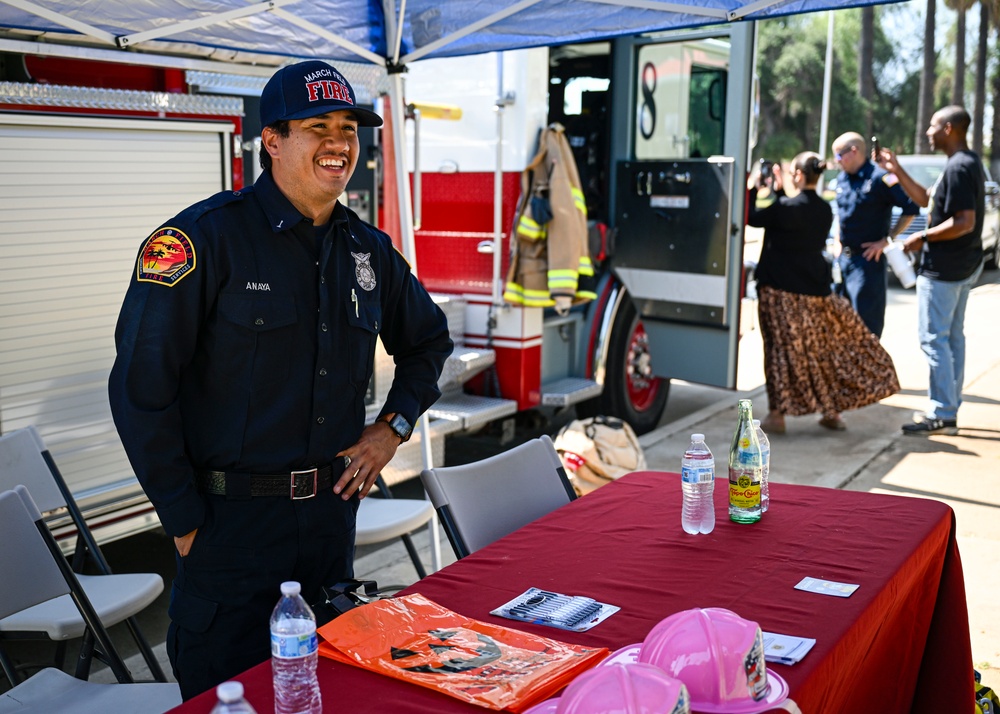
xmin=517 ymin=215 xmax=545 ymax=240
xmin=548 ymin=269 xmax=577 ymax=278
xmin=578 ymin=257 xmax=594 ymax=276
xmin=576 ymin=290 xmax=598 ymax=300
xmin=503 ymin=283 xmax=526 ymax=304
xmin=524 ymin=297 xmax=555 ymax=307
xmin=571 ymin=187 xmax=587 ymax=216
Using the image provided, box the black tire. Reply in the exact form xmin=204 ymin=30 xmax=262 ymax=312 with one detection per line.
xmin=577 ymin=298 xmax=669 ymax=434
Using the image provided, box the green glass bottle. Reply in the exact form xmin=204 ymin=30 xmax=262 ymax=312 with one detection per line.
xmin=728 ymin=399 xmax=762 ymax=523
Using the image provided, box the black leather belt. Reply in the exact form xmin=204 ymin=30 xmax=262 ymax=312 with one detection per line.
xmin=196 ymin=457 xmax=350 ymax=499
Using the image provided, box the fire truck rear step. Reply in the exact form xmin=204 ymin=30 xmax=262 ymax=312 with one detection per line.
xmin=428 ymin=392 xmax=518 ymax=431
xmin=540 ymin=378 xmax=602 ymax=407
xmin=438 ymin=346 xmax=497 ymax=390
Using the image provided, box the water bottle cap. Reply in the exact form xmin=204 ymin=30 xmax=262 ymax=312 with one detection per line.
xmin=691 ymin=433 xmax=704 ymax=442
xmin=280 ymin=581 xmax=301 ymax=597
xmin=752 ymin=420 xmax=760 ymax=427
xmin=217 ymin=681 xmax=244 ymax=703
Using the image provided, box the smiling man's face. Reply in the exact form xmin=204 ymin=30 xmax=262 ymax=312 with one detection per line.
xmin=264 ymin=110 xmax=360 ymax=221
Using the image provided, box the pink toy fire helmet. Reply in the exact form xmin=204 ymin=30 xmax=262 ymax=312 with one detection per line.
xmin=524 ymin=662 xmax=690 ymax=714
xmin=637 ymin=607 xmax=790 ymax=714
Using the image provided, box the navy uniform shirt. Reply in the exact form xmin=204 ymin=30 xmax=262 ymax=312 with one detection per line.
xmin=836 ymin=159 xmax=919 ymax=249
xmin=109 ymin=170 xmax=453 ymax=537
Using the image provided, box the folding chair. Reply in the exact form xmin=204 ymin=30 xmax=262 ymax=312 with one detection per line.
xmin=0 ymin=487 xmax=180 ymax=713
xmin=420 ymin=434 xmax=577 ymax=559
xmin=355 ymin=474 xmax=440 ymax=579
xmin=0 ymin=427 xmax=166 ymax=683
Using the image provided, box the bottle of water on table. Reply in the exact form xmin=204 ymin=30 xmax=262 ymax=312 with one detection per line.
xmin=271 ymin=581 xmax=321 ymax=714
xmin=210 ymin=681 xmax=258 ymax=714
xmin=681 ymin=433 xmax=715 ymax=535
xmin=752 ymin=419 xmax=770 ymax=513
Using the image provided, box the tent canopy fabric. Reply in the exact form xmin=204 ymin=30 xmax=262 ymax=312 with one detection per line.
xmin=0 ymin=0 xmax=903 ymax=69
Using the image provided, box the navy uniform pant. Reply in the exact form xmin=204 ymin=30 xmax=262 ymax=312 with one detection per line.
xmin=166 ymin=490 xmax=357 ymax=701
xmin=837 ymin=251 xmax=888 ymax=338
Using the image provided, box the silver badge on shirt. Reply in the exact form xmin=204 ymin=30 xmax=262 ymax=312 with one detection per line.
xmin=351 ymin=252 xmax=376 ymax=291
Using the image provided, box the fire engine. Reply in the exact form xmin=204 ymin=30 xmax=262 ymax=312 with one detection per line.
xmin=0 ymin=20 xmax=756 ymax=544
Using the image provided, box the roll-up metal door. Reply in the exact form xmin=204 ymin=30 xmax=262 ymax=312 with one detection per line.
xmin=0 ymin=114 xmax=233 ymax=535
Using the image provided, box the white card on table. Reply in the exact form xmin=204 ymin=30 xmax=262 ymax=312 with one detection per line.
xmin=794 ymin=576 xmax=859 ymax=597
xmin=761 ymin=631 xmax=817 ymax=665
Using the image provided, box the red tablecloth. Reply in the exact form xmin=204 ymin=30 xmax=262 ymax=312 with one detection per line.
xmin=171 ymin=472 xmax=973 ymax=713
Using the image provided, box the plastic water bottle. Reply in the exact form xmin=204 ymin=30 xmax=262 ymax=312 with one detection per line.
xmin=681 ymin=433 xmax=716 ymax=535
xmin=210 ymin=681 xmax=258 ymax=714
xmin=753 ymin=419 xmax=770 ymax=513
xmin=271 ymin=581 xmax=321 ymax=714
xmin=729 ymin=399 xmax=762 ymax=524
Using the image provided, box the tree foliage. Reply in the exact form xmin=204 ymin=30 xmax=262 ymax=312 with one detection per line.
xmin=754 ymin=7 xmax=929 ymax=164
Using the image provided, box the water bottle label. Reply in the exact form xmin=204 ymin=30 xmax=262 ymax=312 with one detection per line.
xmin=271 ymin=630 xmax=318 ymax=659
xmin=738 ymin=447 xmax=761 ymax=467
xmin=681 ymin=466 xmax=713 ymax=483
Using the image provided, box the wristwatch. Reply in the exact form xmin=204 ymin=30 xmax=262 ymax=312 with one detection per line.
xmin=379 ymin=412 xmax=413 ymax=443
xmin=920 ymin=230 xmax=929 ymax=243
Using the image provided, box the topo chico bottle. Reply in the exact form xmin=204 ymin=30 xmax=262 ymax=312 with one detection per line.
xmin=729 ymin=399 xmax=762 ymax=524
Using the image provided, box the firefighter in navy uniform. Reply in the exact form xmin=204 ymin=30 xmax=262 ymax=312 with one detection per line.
xmin=108 ymin=61 xmax=452 ymax=700
xmin=831 ymin=131 xmax=919 ymax=338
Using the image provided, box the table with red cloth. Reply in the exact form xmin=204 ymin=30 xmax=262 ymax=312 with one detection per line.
xmin=169 ymin=471 xmax=973 ymax=713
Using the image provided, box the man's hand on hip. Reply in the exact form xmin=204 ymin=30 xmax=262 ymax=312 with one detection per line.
xmin=335 ymin=422 xmax=401 ymax=500
xmin=175 ymin=528 xmax=198 ymax=557
xmin=861 ymin=238 xmax=889 ymax=261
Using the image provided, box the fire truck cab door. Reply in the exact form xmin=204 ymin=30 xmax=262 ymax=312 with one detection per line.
xmin=609 ymin=25 xmax=754 ymax=390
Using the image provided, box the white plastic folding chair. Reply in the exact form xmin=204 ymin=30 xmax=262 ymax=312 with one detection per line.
xmin=355 ymin=474 xmax=440 ymax=578
xmin=420 ymin=434 xmax=577 ymax=559
xmin=0 ymin=427 xmax=165 ymax=682
xmin=0 ymin=486 xmax=180 ymax=714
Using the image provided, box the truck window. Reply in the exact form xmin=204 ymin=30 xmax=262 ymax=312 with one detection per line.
xmin=634 ymin=37 xmax=731 ymax=160
xmin=549 ymin=43 xmax=612 ymax=221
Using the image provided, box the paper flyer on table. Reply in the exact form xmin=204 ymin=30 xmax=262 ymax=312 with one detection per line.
xmin=492 ymin=588 xmax=619 ymax=632
xmin=762 ymin=631 xmax=816 ymax=665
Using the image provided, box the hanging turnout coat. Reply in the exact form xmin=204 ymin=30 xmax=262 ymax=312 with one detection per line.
xmin=503 ymin=123 xmax=595 ymax=307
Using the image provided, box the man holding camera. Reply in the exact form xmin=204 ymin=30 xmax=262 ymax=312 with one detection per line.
xmin=831 ymin=132 xmax=919 ymax=338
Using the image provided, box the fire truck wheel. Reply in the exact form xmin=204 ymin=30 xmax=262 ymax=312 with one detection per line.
xmin=578 ymin=298 xmax=669 ymax=434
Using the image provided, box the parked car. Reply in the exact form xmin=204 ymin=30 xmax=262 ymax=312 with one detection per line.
xmin=826 ymin=155 xmax=1000 ymax=286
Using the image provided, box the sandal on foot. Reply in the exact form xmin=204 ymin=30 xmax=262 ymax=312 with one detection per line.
xmin=760 ymin=417 xmax=786 ymax=434
xmin=819 ymin=416 xmax=846 ymax=431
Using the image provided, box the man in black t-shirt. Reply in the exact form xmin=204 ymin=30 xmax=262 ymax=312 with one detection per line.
xmin=876 ymin=106 xmax=985 ymax=435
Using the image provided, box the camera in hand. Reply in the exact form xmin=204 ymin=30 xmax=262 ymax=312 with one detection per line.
xmin=759 ymin=158 xmax=773 ymax=179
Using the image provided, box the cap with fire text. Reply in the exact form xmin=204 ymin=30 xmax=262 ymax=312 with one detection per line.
xmin=259 ymin=60 xmax=382 ymax=128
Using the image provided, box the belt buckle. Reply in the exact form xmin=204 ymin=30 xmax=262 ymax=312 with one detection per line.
xmin=290 ymin=468 xmax=318 ymax=500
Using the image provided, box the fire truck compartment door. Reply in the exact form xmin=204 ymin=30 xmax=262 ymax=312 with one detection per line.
xmin=0 ymin=113 xmax=232 ymax=505
xmin=613 ymin=158 xmax=739 ymax=389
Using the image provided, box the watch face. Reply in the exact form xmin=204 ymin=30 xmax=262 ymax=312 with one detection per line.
xmin=390 ymin=413 xmax=413 ymax=440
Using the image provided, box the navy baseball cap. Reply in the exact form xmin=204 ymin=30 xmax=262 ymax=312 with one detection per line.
xmin=260 ymin=60 xmax=383 ymax=128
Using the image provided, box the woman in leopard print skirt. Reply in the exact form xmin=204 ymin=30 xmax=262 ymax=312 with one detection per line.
xmin=748 ymin=151 xmax=899 ymax=433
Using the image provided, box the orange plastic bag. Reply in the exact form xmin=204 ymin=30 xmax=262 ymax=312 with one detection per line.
xmin=318 ymin=593 xmax=607 ymax=711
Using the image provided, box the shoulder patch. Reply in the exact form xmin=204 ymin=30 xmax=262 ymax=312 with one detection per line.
xmin=881 ymin=173 xmax=899 ymax=187
xmin=137 ymin=227 xmax=196 ymax=286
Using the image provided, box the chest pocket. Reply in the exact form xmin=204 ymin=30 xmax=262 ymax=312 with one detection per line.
xmin=346 ymin=298 xmax=381 ymax=391
xmin=216 ymin=294 xmax=298 ymax=388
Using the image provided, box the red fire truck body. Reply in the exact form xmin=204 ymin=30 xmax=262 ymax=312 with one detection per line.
xmin=0 ymin=20 xmax=757 ymax=543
